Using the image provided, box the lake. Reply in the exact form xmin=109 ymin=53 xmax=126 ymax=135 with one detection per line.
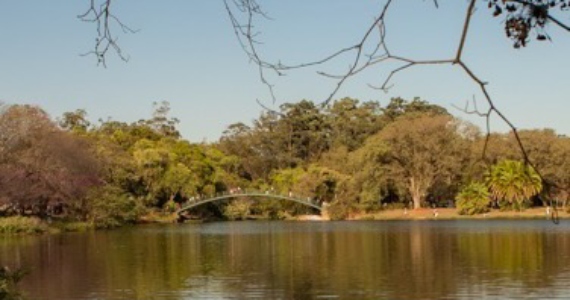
xmin=1 ymin=220 xmax=570 ymax=299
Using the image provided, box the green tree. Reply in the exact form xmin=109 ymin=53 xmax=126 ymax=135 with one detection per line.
xmin=376 ymin=114 xmax=469 ymax=209
xmin=280 ymin=100 xmax=330 ymax=164
xmin=139 ymin=101 xmax=181 ymax=139
xmin=220 ymin=112 xmax=289 ymax=180
xmin=86 ymin=185 xmax=144 ymax=228
xmin=59 ymin=109 xmax=91 ymax=133
xmin=486 ymin=160 xmax=543 ymax=211
xmin=348 ymin=136 xmax=392 ymax=211
xmin=380 ymin=97 xmax=448 ymax=123
xmin=456 ymin=182 xmax=491 ymax=215
xmin=517 ymin=130 xmax=570 ymax=207
xmin=326 ymin=97 xmax=382 ymax=151
xmin=162 ymin=163 xmax=197 ymax=203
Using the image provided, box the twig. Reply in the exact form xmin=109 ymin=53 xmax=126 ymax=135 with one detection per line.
xmin=78 ymin=0 xmax=137 ymax=66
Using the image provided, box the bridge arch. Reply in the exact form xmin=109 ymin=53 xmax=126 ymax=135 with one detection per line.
xmin=176 ymin=192 xmax=322 ymax=216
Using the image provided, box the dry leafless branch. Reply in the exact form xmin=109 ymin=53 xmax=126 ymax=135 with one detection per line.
xmin=79 ymin=0 xmax=137 ymax=67
xmin=224 ymin=0 xmax=569 ymax=222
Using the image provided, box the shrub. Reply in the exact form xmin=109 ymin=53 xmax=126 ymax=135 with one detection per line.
xmin=456 ymin=182 xmax=491 ymax=215
xmin=0 ymin=216 xmax=47 ymax=234
xmin=223 ymin=198 xmax=252 ymax=220
xmin=51 ymin=221 xmax=93 ymax=232
xmin=0 ymin=266 xmax=26 ymax=300
xmin=87 ymin=185 xmax=145 ymax=228
xmin=325 ymin=202 xmax=351 ymax=220
xmin=497 ymin=198 xmax=531 ymax=212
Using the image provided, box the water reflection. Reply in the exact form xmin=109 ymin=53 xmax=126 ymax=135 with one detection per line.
xmin=1 ymin=220 xmax=570 ymax=299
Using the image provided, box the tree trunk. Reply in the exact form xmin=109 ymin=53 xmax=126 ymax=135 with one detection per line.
xmin=410 ymin=178 xmax=422 ymax=209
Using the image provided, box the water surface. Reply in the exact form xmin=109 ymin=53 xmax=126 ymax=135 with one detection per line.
xmin=1 ymin=220 xmax=570 ymax=299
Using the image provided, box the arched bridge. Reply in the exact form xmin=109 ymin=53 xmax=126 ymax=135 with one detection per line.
xmin=176 ymin=191 xmax=322 ymax=216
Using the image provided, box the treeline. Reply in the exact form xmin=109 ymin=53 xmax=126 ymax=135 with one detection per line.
xmin=219 ymin=97 xmax=570 ymax=218
xmin=0 ymin=98 xmax=569 ymax=225
xmin=0 ymin=101 xmax=243 ymax=227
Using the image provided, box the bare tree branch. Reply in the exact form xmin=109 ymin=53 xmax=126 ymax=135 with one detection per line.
xmin=456 ymin=0 xmax=477 ymax=62
xmin=79 ymin=0 xmax=137 ymax=66
xmin=224 ymin=0 xmax=568 ymax=222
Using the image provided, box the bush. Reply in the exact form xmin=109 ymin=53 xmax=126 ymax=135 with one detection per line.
xmin=87 ymin=185 xmax=145 ymax=228
xmin=51 ymin=221 xmax=93 ymax=232
xmin=456 ymin=182 xmax=491 ymax=215
xmin=326 ymin=202 xmax=351 ymax=220
xmin=0 ymin=266 xmax=26 ymax=300
xmin=497 ymin=198 xmax=531 ymax=212
xmin=0 ymin=216 xmax=47 ymax=234
xmin=223 ymin=199 xmax=252 ymax=220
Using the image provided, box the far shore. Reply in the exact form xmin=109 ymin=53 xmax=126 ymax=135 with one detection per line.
xmin=296 ymin=207 xmax=569 ymax=221
xmin=357 ymin=207 xmax=569 ymax=220
xmin=2 ymin=207 xmax=568 ymax=236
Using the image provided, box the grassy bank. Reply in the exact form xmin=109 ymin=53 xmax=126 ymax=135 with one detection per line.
xmin=0 ymin=216 xmax=99 ymax=235
xmin=0 ymin=216 xmax=49 ymax=234
xmin=350 ymin=207 xmax=569 ymax=221
xmin=0 ymin=211 xmax=177 ymax=235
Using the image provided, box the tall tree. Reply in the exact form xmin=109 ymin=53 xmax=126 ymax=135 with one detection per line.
xmin=380 ymin=97 xmax=448 ymax=123
xmin=326 ymin=98 xmax=383 ymax=151
xmin=280 ymin=100 xmax=330 ymax=163
xmin=0 ymin=105 xmax=101 ymax=217
xmin=375 ymin=114 xmax=469 ymax=209
xmin=59 ymin=109 xmax=91 ymax=133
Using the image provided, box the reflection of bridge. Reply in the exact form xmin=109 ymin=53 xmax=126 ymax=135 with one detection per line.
xmin=176 ymin=191 xmax=322 ymax=216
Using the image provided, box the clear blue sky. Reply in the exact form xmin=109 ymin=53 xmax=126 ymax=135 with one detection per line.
xmin=0 ymin=1 xmax=568 ymax=142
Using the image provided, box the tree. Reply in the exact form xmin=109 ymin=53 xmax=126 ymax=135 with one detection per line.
xmin=219 ymin=112 xmax=287 ymax=180
xmin=58 ymin=109 xmax=91 ymax=133
xmin=72 ymin=2 xmax=570 ymax=216
xmin=374 ymin=114 xmax=470 ymax=209
xmin=0 ymin=105 xmax=101 ymax=217
xmin=222 ymin=0 xmax=570 ymax=176
xmin=162 ymin=163 xmax=197 ymax=203
xmin=279 ymin=100 xmax=330 ymax=163
xmin=140 ymin=101 xmax=181 ymax=139
xmin=347 ymin=136 xmax=392 ymax=210
xmin=516 ymin=130 xmax=570 ymax=206
xmin=73 ymin=1 xmax=569 ymax=167
xmin=456 ymin=182 xmax=491 ymax=215
xmin=486 ymin=159 xmax=543 ymax=210
xmin=326 ymin=98 xmax=383 ymax=151
xmin=380 ymin=97 xmax=448 ymax=123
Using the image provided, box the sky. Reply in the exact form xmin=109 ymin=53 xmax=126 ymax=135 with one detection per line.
xmin=0 ymin=1 xmax=568 ymax=142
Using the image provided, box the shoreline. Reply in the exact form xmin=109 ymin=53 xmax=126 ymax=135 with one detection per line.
xmin=346 ymin=207 xmax=568 ymax=221
xmin=1 ymin=207 xmax=567 ymax=235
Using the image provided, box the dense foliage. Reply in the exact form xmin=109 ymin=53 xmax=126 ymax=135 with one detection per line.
xmin=0 ymin=98 xmax=569 ymax=224
xmin=456 ymin=182 xmax=491 ymax=215
xmin=0 ymin=266 xmax=25 ymax=300
xmin=486 ymin=160 xmax=543 ymax=211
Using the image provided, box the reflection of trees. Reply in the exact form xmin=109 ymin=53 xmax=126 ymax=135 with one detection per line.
xmin=2 ymin=222 xmax=570 ymax=299
xmin=373 ymin=222 xmax=460 ymax=299
xmin=456 ymin=223 xmax=570 ymax=295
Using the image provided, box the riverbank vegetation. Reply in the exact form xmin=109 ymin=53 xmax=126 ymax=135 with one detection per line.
xmin=0 ymin=98 xmax=569 ymax=228
xmin=0 ymin=266 xmax=25 ymax=300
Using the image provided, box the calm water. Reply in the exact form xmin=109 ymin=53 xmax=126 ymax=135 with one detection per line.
xmin=2 ymin=220 xmax=570 ymax=299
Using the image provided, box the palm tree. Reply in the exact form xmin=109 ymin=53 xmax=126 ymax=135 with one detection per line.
xmin=486 ymin=160 xmax=542 ymax=211
xmin=456 ymin=182 xmax=490 ymax=215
